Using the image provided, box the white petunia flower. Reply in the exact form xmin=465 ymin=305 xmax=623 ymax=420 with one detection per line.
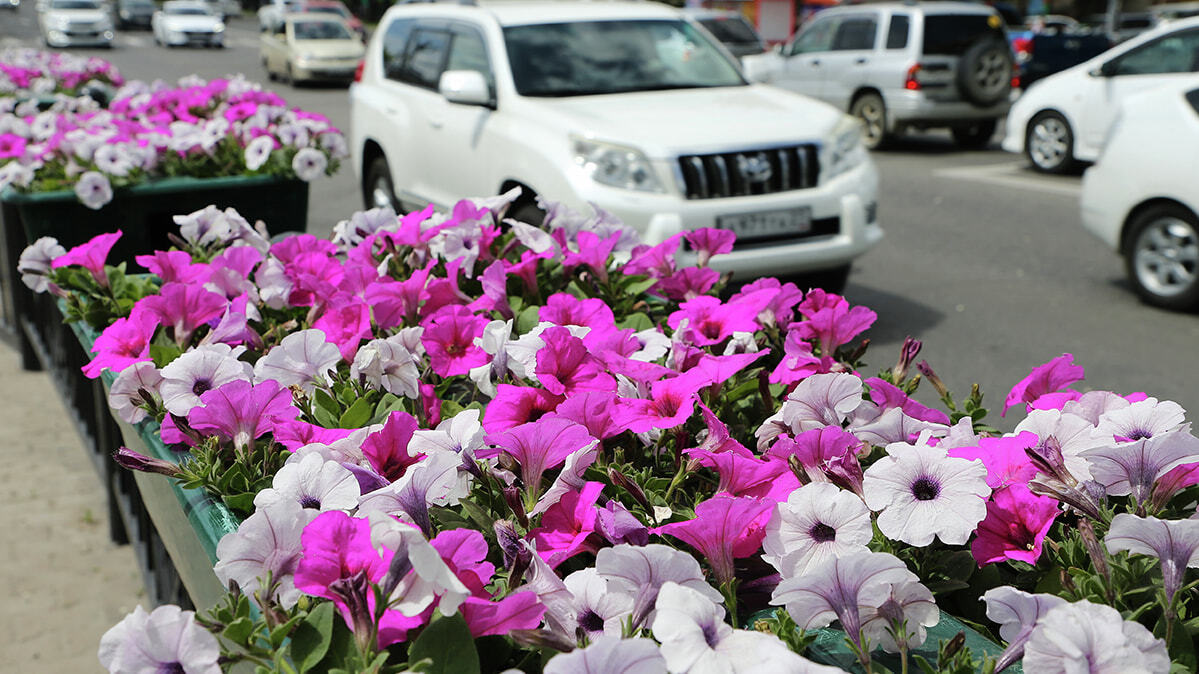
xmin=291 ymin=146 xmax=327 ymax=181
xmin=254 ymin=452 xmax=361 ymax=513
xmin=108 ymin=361 xmax=164 ymax=424
xmin=17 ymin=235 xmax=65 ymax=292
xmin=74 ymin=170 xmax=112 ymax=210
xmin=763 ymin=482 xmax=873 ymax=577
xmin=1023 ymin=600 xmax=1169 ymax=674
xmin=351 ymin=335 xmax=420 ymax=399
xmin=253 ymin=329 xmax=341 ymax=394
xmin=213 ymin=500 xmax=318 ymax=610
xmin=244 ymin=135 xmax=275 ymax=171
xmin=98 ymin=604 xmax=221 ymax=674
xmin=862 ymin=435 xmax=990 ymax=547
xmin=159 ymin=344 xmax=253 ymax=416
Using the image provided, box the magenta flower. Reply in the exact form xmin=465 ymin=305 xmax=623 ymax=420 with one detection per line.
xmin=530 ymin=481 xmax=605 ymax=568
xmin=622 ymin=234 xmax=682 ymax=278
xmin=485 ymin=417 xmax=597 ymax=500
xmin=729 ymin=277 xmax=803 ymax=329
xmin=139 ymin=282 xmax=227 ymax=345
xmin=971 ymin=484 xmax=1060 ymax=566
xmin=865 ymin=377 xmax=950 ymax=425
xmin=534 ymin=326 xmax=616 ymax=396
xmin=687 ymin=447 xmax=799 ymax=501
xmin=667 ymin=294 xmax=767 ymax=346
xmin=365 ymin=262 xmax=432 ymax=329
xmin=539 ymin=292 xmax=616 ymax=328
xmin=135 ymin=250 xmax=209 ymax=284
xmin=0 ymin=133 xmax=28 ymax=159
xmin=793 ymin=289 xmax=877 ymax=352
xmin=547 ymin=391 xmax=627 ymax=440
xmin=767 ymin=426 xmax=866 ymax=495
xmin=684 ymin=227 xmax=736 ymax=267
xmin=312 ymin=294 xmax=372 ymax=362
xmin=616 ymin=369 xmax=711 ymax=434
xmin=1002 ymin=353 xmax=1086 ymax=417
xmin=652 ymin=267 xmax=721 ymax=301
xmin=483 ymin=385 xmax=564 ymax=433
xmin=51 ymin=229 xmax=121 ymax=287
xmin=421 ymin=305 xmax=489 ymax=377
xmin=947 ymin=431 xmax=1040 ymax=489
xmin=460 ymin=592 xmax=546 ymax=638
xmin=1105 ymin=513 xmax=1199 ymax=606
xmin=81 ymin=304 xmax=159 ymax=378
xmin=770 ymin=330 xmax=829 ymax=385
xmin=562 ymin=230 xmax=618 ymax=282
xmin=187 ymin=379 xmax=299 ymax=453
xmin=654 ymin=494 xmax=773 ymax=586
xmin=361 ymin=411 xmax=424 ymax=483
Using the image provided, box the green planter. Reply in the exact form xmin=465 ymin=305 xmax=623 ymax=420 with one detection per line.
xmin=2 ymin=175 xmax=308 ymax=269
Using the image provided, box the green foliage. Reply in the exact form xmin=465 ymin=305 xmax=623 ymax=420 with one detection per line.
xmin=408 ymin=614 xmax=480 ymax=674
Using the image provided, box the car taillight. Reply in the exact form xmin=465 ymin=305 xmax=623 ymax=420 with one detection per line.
xmin=353 ymin=59 xmax=364 ymax=83
xmin=1012 ymin=36 xmax=1032 ymax=58
xmin=904 ymin=64 xmax=921 ymax=90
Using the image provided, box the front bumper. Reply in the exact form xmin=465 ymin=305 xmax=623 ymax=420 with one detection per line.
xmin=885 ymin=89 xmax=1011 ymax=129
xmin=567 ymin=159 xmax=883 ymax=279
xmin=293 ymin=60 xmax=360 ymax=82
xmin=162 ymin=30 xmax=223 ymax=46
xmin=1079 ymin=165 xmax=1125 ymax=252
xmin=44 ymin=29 xmax=114 ymax=46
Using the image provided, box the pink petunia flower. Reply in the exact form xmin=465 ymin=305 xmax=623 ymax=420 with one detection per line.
xmin=51 ymin=229 xmax=121 ymax=287
xmin=139 ymin=281 xmax=227 ymax=345
xmin=421 ymin=305 xmax=489 ymax=377
xmin=947 ymin=431 xmax=1040 ymax=489
xmin=683 ymin=227 xmax=736 ymax=267
xmin=534 ymin=326 xmax=616 ymax=396
xmin=971 ymin=483 xmax=1060 ymax=566
xmin=654 ymin=494 xmax=773 ymax=586
xmin=81 ymin=304 xmax=159 ymax=378
xmin=187 ymin=379 xmax=299 ymax=453
xmin=482 ymin=384 xmax=564 ymax=433
xmin=530 ymin=481 xmax=605 ymax=568
xmin=792 ymin=289 xmax=877 ymax=352
xmin=1002 ymin=353 xmax=1086 ymax=417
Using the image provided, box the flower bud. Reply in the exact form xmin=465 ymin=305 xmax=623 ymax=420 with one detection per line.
xmin=916 ymin=360 xmax=948 ymax=398
xmin=503 ymin=485 xmax=529 ymax=529
xmin=112 ymin=447 xmax=181 ymax=477
xmin=607 ymin=468 xmax=650 ymax=510
xmin=1076 ymin=519 xmax=1112 ymax=593
xmin=509 ymin=629 xmax=576 ymax=653
xmin=892 ymin=337 xmax=922 ymax=382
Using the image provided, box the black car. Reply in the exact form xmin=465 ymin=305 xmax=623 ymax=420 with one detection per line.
xmin=685 ymin=9 xmax=767 ymax=61
xmin=114 ymin=0 xmax=155 ymax=28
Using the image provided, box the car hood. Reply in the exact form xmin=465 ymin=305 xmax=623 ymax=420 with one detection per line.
xmin=44 ymin=9 xmax=108 ymax=21
xmin=291 ymin=39 xmax=362 ymax=57
xmin=158 ymin=14 xmax=222 ymax=29
xmin=532 ymin=85 xmax=841 ymax=158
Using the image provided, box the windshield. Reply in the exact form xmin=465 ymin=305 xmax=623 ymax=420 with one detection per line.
xmin=504 ymin=19 xmax=744 ymax=97
xmin=698 ymin=17 xmax=762 ymax=45
xmin=50 ymin=0 xmax=101 ymax=9
xmin=307 ymin=5 xmax=349 ymax=18
xmin=293 ymin=20 xmax=351 ymax=40
xmin=922 ymin=15 xmax=1008 ymax=55
xmin=166 ymin=5 xmax=213 ymax=14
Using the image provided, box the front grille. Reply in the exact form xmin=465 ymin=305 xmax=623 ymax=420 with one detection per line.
xmin=677 ymin=145 xmax=820 ymax=200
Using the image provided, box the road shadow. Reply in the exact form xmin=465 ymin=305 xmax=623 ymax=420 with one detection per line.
xmin=842 ymin=282 xmax=947 ymax=346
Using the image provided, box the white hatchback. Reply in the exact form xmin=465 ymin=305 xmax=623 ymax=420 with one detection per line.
xmin=1080 ymin=81 xmax=1199 ymax=310
xmin=350 ymin=1 xmax=882 ymax=285
xmin=1003 ymin=16 xmax=1199 ymax=173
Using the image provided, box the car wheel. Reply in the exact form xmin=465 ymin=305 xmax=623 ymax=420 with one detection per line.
xmin=364 ymin=156 xmax=401 ymax=213
xmin=284 ymin=63 xmax=294 ymax=86
xmin=850 ymin=93 xmax=887 ymax=150
xmin=509 ymin=200 xmax=545 ymax=228
xmin=956 ymin=38 xmax=1013 ymax=108
xmin=951 ymin=120 xmax=997 ymax=150
xmin=1124 ymin=204 xmax=1199 ymax=311
xmin=1025 ymin=112 xmax=1075 ymax=174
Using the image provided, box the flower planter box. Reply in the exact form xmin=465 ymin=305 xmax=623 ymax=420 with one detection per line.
xmin=0 ymin=175 xmax=308 ymax=371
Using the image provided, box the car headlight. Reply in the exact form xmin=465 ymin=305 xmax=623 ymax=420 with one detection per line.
xmin=213 ymin=22 xmax=224 ymax=32
xmin=824 ymin=115 xmax=867 ymax=181
xmin=572 ymin=137 xmax=664 ymax=193
xmin=97 ymin=17 xmax=113 ymax=28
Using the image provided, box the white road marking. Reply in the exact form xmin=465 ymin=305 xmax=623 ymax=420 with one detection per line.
xmin=932 ymin=161 xmax=1082 ymax=198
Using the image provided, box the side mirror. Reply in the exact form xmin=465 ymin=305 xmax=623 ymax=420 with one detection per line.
xmin=1089 ymin=61 xmax=1114 ymax=77
xmin=439 ymin=70 xmax=493 ymax=108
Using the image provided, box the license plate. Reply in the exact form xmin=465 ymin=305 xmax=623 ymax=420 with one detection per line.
xmin=717 ymin=207 xmax=812 ymax=241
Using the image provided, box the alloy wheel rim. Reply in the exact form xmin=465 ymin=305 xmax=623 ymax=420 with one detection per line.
xmin=1029 ymin=118 xmax=1068 ymax=168
xmin=857 ymin=101 xmax=883 ymax=145
xmin=371 ymin=179 xmax=394 ymax=210
xmin=1135 ymin=217 xmax=1199 ymax=297
xmin=973 ymin=51 xmax=1008 ymax=94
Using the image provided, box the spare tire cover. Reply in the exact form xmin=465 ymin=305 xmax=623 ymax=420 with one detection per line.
xmin=956 ymin=38 xmax=1013 ymax=107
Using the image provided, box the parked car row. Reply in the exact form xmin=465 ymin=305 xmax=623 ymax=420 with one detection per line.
xmin=34 ymin=0 xmax=242 ymax=46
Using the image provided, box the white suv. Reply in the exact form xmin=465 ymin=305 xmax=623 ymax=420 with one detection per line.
xmin=349 ymin=0 xmax=882 ymax=283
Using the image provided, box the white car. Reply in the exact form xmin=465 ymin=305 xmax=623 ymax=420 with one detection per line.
xmin=351 ymin=1 xmax=882 ymax=285
xmin=39 ymin=0 xmax=114 ymax=48
xmin=261 ymin=14 xmax=363 ymax=85
xmin=1002 ymin=16 xmax=1199 ymax=173
xmin=153 ymin=0 xmax=226 ymax=48
xmin=1080 ymin=81 xmax=1199 ymax=310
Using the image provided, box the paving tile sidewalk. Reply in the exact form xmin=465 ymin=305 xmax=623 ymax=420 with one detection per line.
xmin=0 ymin=346 xmax=144 ymax=673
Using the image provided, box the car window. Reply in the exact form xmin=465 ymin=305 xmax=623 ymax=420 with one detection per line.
xmin=293 ymin=20 xmax=352 ymax=40
xmin=504 ymin=19 xmax=743 ymax=97
xmin=698 ymin=16 xmax=762 ymax=46
xmin=1110 ymin=29 xmax=1199 ymax=75
xmin=922 ymin=14 xmax=1007 ymax=55
xmin=399 ymin=28 xmax=451 ymax=90
xmin=447 ymin=27 xmax=493 ymax=91
xmin=790 ymin=16 xmax=837 ymax=54
xmin=886 ymin=14 xmax=910 ymax=49
xmin=831 ymin=16 xmax=877 ymax=51
xmin=382 ymin=18 xmax=415 ymax=81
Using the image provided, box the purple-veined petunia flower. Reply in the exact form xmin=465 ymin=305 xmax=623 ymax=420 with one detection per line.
xmin=107 ymin=360 xmax=163 ymax=424
xmin=1104 ymin=513 xmax=1199 ymax=607
xmin=848 ymin=405 xmax=950 ymax=448
xmin=531 ymin=440 xmax=598 ymax=517
xmin=860 ymin=576 xmax=939 ymax=653
xmin=862 ymin=435 xmax=990 ymax=546
xmin=758 ymin=372 xmax=864 ymax=449
xmin=254 ymin=452 xmax=360 ymax=513
xmin=770 ymin=550 xmax=917 ymax=651
xmin=653 ymin=494 xmax=773 ymax=586
xmin=366 ymin=511 xmax=471 ymax=619
xmin=596 ymin=543 xmax=723 ymax=630
xmin=139 ymin=281 xmax=226 ymax=345
xmin=529 ymin=481 xmax=604 ymax=569
xmin=82 ymin=304 xmax=159 ymax=378
xmin=652 ymin=581 xmax=830 ymax=674
xmin=158 ymin=343 xmax=253 ymax=416
xmin=351 ymin=334 xmax=420 ymax=399
xmin=213 ymin=500 xmax=319 ymax=610
xmin=1002 ymin=353 xmax=1085 ymax=417
xmin=98 ymin=604 xmax=220 ymax=674
xmin=543 ymin=636 xmax=667 ymax=674
xmin=1014 ymin=408 xmax=1105 ymax=482
xmin=684 ymin=227 xmax=736 ymax=267
xmin=981 ymin=586 xmax=1067 ymax=673
xmin=971 ymin=483 xmax=1059 ymax=567
xmin=51 ymin=229 xmax=121 ymax=287
xmin=1081 ymin=427 xmax=1199 ymax=506
xmin=291 ymin=146 xmax=328 ymax=181
xmin=409 ymin=408 xmax=486 ymax=470
xmin=74 ymin=170 xmax=112 ymax=209
xmin=253 ymin=328 xmax=341 ymax=394
xmin=17 ymin=236 xmax=65 ymax=293
xmin=1023 ymin=600 xmax=1169 ymax=674
xmin=534 ymin=326 xmax=616 ymax=396
xmin=467 ymin=319 xmax=512 ymax=399
xmin=357 ymin=450 xmax=468 ymax=538
xmin=421 ymin=305 xmax=489 ymax=377
xmin=768 ymin=426 xmax=867 ymax=496
xmin=562 ymin=567 xmax=633 ymax=638
xmin=1094 ymin=397 xmax=1186 ymax=442
xmin=244 ymin=134 xmax=275 ymax=170
xmin=484 ymin=417 xmax=597 ymax=501
xmin=763 ymin=482 xmax=873 ymax=577
xmin=187 ymin=379 xmax=299 ymax=454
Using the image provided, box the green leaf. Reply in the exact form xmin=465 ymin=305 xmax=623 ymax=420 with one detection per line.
xmin=291 ymin=602 xmax=335 ymax=673
xmin=617 ymin=311 xmax=654 ymax=331
xmin=623 ymin=277 xmax=658 ymax=297
xmin=516 ymin=305 xmax=540 ymax=335
xmin=149 ymin=343 xmax=184 ymax=369
xmin=221 ymin=616 xmax=254 ymax=645
xmin=457 ymin=498 xmax=495 ymax=533
xmin=338 ymin=397 xmax=373 ymax=429
xmin=408 ymin=613 xmax=480 ymax=674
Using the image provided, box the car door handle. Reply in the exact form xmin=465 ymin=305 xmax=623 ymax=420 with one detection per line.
xmin=810 ymin=58 xmax=820 ymax=66
xmin=854 ymin=58 xmax=868 ymax=65
xmin=429 ymin=119 xmax=443 ymax=129
xmin=384 ymin=106 xmax=398 ymax=115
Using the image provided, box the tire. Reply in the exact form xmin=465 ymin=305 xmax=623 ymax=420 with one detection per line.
xmin=363 ymin=156 xmax=401 ymax=213
xmin=283 ymin=64 xmax=293 ymax=86
xmin=1025 ymin=111 xmax=1075 ymax=174
xmin=951 ymin=119 xmax=998 ymax=149
xmin=509 ymin=200 xmax=545 ymax=228
xmin=956 ymin=38 xmax=1012 ymax=108
xmin=796 ymin=264 xmax=851 ymax=295
xmin=849 ymin=93 xmax=887 ymax=150
xmin=1124 ymin=204 xmax=1199 ymax=311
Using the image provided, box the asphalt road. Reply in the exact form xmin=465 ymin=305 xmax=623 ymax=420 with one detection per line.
xmin=4 ymin=9 xmax=1198 ymax=426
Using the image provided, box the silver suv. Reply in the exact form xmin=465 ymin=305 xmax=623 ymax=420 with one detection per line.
xmin=744 ymin=2 xmax=1014 ymax=149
